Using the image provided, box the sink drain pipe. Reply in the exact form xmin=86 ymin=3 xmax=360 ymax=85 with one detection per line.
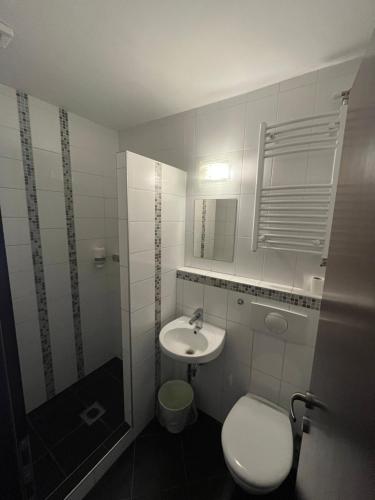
xmin=187 ymin=363 xmax=198 ymax=383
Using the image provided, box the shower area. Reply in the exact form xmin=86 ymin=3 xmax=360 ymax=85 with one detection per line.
xmin=0 ymin=88 xmax=131 ymax=499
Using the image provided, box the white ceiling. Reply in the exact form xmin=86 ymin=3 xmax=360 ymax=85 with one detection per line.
xmin=0 ymin=0 xmax=374 ymax=130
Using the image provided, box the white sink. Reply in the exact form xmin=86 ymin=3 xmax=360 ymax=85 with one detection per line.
xmin=159 ymin=316 xmax=226 ymax=364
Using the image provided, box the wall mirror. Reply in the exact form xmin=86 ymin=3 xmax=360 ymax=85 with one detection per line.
xmin=193 ymin=198 xmax=237 ymax=262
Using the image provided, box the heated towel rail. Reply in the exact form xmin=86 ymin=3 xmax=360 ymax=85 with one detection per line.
xmin=251 ymin=97 xmax=348 ymax=258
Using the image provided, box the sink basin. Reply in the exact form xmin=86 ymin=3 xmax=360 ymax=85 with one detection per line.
xmin=159 ymin=316 xmax=226 ymax=364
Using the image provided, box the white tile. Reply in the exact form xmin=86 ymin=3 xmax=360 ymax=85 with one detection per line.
xmin=250 ymin=368 xmax=280 ymax=404
xmin=161 ymin=164 xmax=186 ymax=196
xmin=271 ymin=152 xmax=308 ymax=186
xmin=103 ymin=176 xmax=117 ymax=198
xmin=117 ymin=168 xmax=128 ymax=219
xmin=129 ymin=250 xmax=155 ymax=283
xmin=3 ymin=218 xmax=30 ymax=245
xmin=75 ymin=218 xmax=105 ymax=240
xmin=0 ymin=93 xmax=19 ymax=129
xmin=0 ymin=125 xmax=22 ymax=160
xmin=183 ymin=280 xmax=204 ymax=310
xmin=105 ymin=198 xmax=117 ymax=218
xmin=126 ymin=151 xmax=156 ymax=191
xmin=221 ymin=360 xmax=251 ymax=420
xmin=225 ymin=321 xmax=253 ymax=367
xmin=0 ymin=82 xmax=16 ymax=98
xmin=118 ymin=219 xmax=128 ymax=265
xmin=241 ymin=148 xmax=259 ymax=194
xmin=238 ymin=194 xmax=254 ymax=238
xmin=70 ymin=145 xmax=116 ymax=177
xmin=40 ymin=228 xmax=69 ymax=265
xmin=235 ymin=237 xmax=264 ymax=280
xmin=69 ymin=112 xmax=118 ymax=153
xmin=44 ymin=263 xmax=71 ymax=300
xmin=277 ymin=84 xmax=316 ymax=122
xmin=279 ymin=71 xmax=317 ymax=91
xmin=33 ymin=148 xmax=63 ymax=191
xmin=5 ymin=244 xmax=33 ymax=273
xmin=74 ymin=195 xmax=105 ymax=218
xmin=72 ymin=171 xmax=103 ymax=197
xmin=132 ymin=328 xmax=155 ymax=365
xmin=306 ymin=149 xmax=335 ymax=185
xmin=196 ymin=103 xmax=246 ymax=156
xmin=161 ymin=244 xmax=184 ymax=273
xmin=132 ymin=354 xmax=155 ymax=430
xmin=161 ymin=294 xmax=177 ymax=322
xmin=227 ymin=291 xmax=253 ymax=326
xmin=130 ymin=303 xmax=155 ymax=337
xmin=162 ymin=193 xmax=186 ymax=222
xmin=161 ymin=221 xmax=185 ymax=247
xmin=9 ymin=270 xmax=35 ymax=300
xmin=11 ymin=294 xmax=38 ymax=325
xmin=15 ymin=319 xmax=46 ymax=412
xmin=128 ymin=188 xmax=155 ymax=221
xmin=49 ymin=298 xmax=77 ymax=393
xmin=193 ymin=356 xmax=224 ymax=421
xmin=203 ymin=285 xmax=228 ymax=319
xmin=29 ymin=97 xmax=60 ymax=153
xmin=262 ymin=250 xmax=297 ymax=288
xmin=37 ymin=190 xmax=67 ymax=229
xmin=161 ymin=270 xmax=177 ymax=298
xmin=244 ymin=95 xmax=277 ymax=149
xmin=130 ymin=277 xmax=155 ymax=312
xmin=252 ymin=332 xmax=285 ymax=379
xmin=105 ymin=218 xmax=118 ymax=238
xmin=282 ymin=343 xmax=314 ymax=389
xmin=0 ymin=188 xmax=27 ymax=217
xmin=128 ymin=222 xmax=154 ymax=253
xmin=0 ymin=157 xmax=24 ymax=188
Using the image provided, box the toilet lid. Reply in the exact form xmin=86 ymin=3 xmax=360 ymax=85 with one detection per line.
xmin=222 ymin=394 xmax=293 ymax=491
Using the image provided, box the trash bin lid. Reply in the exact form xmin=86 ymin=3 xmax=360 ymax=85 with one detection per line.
xmin=158 ymin=380 xmax=194 ymax=411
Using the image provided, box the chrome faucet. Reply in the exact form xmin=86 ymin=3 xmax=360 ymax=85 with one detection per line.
xmin=189 ymin=308 xmax=203 ymax=330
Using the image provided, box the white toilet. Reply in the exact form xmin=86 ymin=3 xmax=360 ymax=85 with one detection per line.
xmin=222 ymin=393 xmax=293 ymax=495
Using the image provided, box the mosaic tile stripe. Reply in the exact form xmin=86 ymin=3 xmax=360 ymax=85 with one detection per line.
xmin=176 ymin=270 xmax=321 ymax=310
xmin=200 ymin=199 xmax=207 ymax=258
xmin=16 ymin=91 xmax=56 ymax=398
xmin=59 ymin=108 xmax=85 ymax=379
xmin=154 ymin=162 xmax=162 ymax=388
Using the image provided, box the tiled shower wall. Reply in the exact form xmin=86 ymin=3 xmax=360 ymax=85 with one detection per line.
xmin=117 ymin=151 xmax=186 ymax=433
xmin=0 ymin=82 xmax=120 ymax=411
xmin=119 ymin=58 xmax=360 ymax=291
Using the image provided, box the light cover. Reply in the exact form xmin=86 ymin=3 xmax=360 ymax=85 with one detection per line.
xmin=200 ymin=161 xmax=230 ymax=181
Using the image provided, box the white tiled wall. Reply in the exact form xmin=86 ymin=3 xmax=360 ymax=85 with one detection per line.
xmin=0 ymin=83 xmax=120 ymax=411
xmin=119 ymin=58 xmax=360 ymax=291
xmin=117 ymin=151 xmax=186 ymax=433
xmin=176 ymin=278 xmax=319 ymax=432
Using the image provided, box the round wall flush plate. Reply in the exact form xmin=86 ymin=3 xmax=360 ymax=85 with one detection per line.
xmin=264 ymin=312 xmax=288 ymax=334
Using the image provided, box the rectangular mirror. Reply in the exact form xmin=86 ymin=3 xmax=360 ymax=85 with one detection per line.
xmin=193 ymin=198 xmax=237 ymax=262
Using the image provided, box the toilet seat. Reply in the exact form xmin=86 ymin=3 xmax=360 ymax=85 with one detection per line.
xmin=222 ymin=393 xmax=293 ymax=494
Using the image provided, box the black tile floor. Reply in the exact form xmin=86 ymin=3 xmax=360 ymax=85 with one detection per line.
xmin=27 ymin=357 xmax=130 ymax=500
xmin=85 ymin=412 xmax=297 ymax=500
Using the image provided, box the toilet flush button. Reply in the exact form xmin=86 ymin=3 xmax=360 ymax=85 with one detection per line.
xmin=264 ymin=312 xmax=288 ymax=334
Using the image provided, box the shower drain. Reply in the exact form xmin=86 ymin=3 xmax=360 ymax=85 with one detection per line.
xmin=185 ymin=348 xmax=195 ymax=355
xmin=80 ymin=402 xmax=106 ymax=426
